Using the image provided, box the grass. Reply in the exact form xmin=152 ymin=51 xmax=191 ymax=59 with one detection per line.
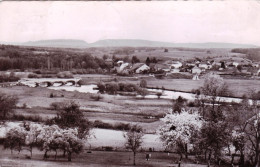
xmin=0 ymin=146 xmax=209 ymax=167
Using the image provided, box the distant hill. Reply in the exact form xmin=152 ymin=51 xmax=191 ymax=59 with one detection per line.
xmin=1 ymin=39 xmax=258 ymax=49
xmin=90 ymin=39 xmax=258 ymax=48
xmin=23 ymin=39 xmax=88 ymax=48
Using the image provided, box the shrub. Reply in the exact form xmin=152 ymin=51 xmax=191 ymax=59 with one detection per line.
xmin=57 ymin=71 xmax=73 ymax=78
xmin=28 ymin=73 xmax=38 ymax=78
xmin=90 ymin=94 xmax=103 ymax=101
xmin=140 ymin=79 xmax=147 ymax=88
xmin=49 ymin=93 xmax=54 ymax=98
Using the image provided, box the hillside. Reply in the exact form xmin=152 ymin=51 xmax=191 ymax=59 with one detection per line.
xmin=1 ymin=39 xmax=258 ymax=49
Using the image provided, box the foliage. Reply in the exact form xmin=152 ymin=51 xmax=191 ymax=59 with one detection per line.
xmin=52 ymin=101 xmax=91 ymax=139
xmin=159 ymin=110 xmax=203 ymax=157
xmin=0 ymin=73 xmax=20 ymax=83
xmin=4 ymin=126 xmax=27 ymax=154
xmin=139 ymin=79 xmax=147 ymax=88
xmin=0 ymin=94 xmax=18 ymax=121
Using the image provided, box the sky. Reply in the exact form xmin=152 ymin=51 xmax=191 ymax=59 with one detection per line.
xmin=0 ymin=1 xmax=260 ymax=45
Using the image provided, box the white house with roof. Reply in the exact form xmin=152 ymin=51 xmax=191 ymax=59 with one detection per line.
xmin=257 ymin=69 xmax=260 ymax=76
xmin=170 ymin=61 xmax=182 ymax=69
xmin=136 ymin=64 xmax=150 ymax=74
xmin=199 ymin=63 xmax=211 ymax=69
xmin=232 ymin=62 xmax=239 ymax=67
xmin=119 ymin=63 xmax=129 ymax=73
xmin=191 ymin=66 xmax=202 ymax=74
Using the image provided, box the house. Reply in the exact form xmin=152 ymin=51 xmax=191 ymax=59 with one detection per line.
xmin=170 ymin=68 xmax=180 ymax=73
xmin=152 ymin=64 xmax=170 ymax=72
xmin=232 ymin=62 xmax=239 ymax=67
xmin=136 ymin=64 xmax=150 ymax=74
xmin=170 ymin=61 xmax=182 ymax=69
xmin=116 ymin=60 xmax=124 ymax=66
xmin=199 ymin=63 xmax=210 ymax=69
xmin=118 ymin=63 xmax=130 ymax=73
xmin=252 ymin=63 xmax=259 ymax=68
xmin=130 ymin=63 xmax=144 ymax=72
xmin=257 ymin=69 xmax=260 ymax=76
xmin=191 ymin=66 xmax=202 ymax=74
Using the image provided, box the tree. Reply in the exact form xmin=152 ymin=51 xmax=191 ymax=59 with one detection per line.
xmin=0 ymin=94 xmax=18 ymax=121
xmin=4 ymin=126 xmax=26 ymax=154
xmin=53 ymin=101 xmax=91 ymax=139
xmin=39 ymin=125 xmax=84 ymax=161
xmin=159 ymin=110 xmax=203 ymax=166
xmin=145 ymin=57 xmax=151 ymax=66
xmin=24 ymin=122 xmax=45 ymax=157
xmin=131 ymin=56 xmax=140 ymax=64
xmin=228 ymin=91 xmax=260 ymax=166
xmin=140 ymin=79 xmax=147 ymax=88
xmin=194 ymin=73 xmax=231 ymax=166
xmin=124 ymin=125 xmax=144 ymax=166
xmin=137 ymin=88 xmax=148 ymax=99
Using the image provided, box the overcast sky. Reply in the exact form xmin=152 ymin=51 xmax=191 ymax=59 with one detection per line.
xmin=0 ymin=1 xmax=260 ymax=45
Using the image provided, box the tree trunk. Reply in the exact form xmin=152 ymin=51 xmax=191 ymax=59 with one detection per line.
xmin=231 ymin=154 xmax=234 ymax=166
xmin=68 ymin=152 xmax=72 ymax=162
xmin=208 ymin=150 xmax=212 ymax=167
xmin=44 ymin=150 xmax=48 ymax=160
xmin=239 ymin=152 xmax=244 ymax=167
xmin=185 ymin=144 xmax=188 ymax=159
xmin=30 ymin=146 xmax=33 ymax=157
xmin=178 ymin=153 xmax=182 ymax=167
xmin=133 ymin=152 xmax=136 ymax=166
xmin=63 ymin=150 xmax=66 ymax=157
xmin=55 ymin=150 xmax=57 ymax=160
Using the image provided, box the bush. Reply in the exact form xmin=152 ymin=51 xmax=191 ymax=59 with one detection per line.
xmin=11 ymin=114 xmax=43 ymax=122
xmin=57 ymin=71 xmax=73 ymax=78
xmin=90 ymin=94 xmax=103 ymax=101
xmin=28 ymin=73 xmax=38 ymax=78
xmin=50 ymin=93 xmax=54 ymax=98
xmin=140 ymin=79 xmax=147 ymax=88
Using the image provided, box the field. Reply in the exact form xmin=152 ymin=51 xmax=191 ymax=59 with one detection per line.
xmin=0 ymin=146 xmax=208 ymax=167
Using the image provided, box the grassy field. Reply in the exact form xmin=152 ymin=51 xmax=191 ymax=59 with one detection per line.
xmin=0 ymin=146 xmax=209 ymax=167
xmin=78 ymin=74 xmax=260 ymax=97
xmin=0 ymin=85 xmax=170 ymax=133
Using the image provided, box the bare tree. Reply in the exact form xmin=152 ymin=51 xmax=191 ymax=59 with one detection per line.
xmin=124 ymin=125 xmax=144 ymax=166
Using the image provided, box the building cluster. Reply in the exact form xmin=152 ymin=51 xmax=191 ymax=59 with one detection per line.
xmin=108 ymin=57 xmax=260 ymax=78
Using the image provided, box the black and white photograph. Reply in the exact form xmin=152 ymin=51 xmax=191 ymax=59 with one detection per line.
xmin=0 ymin=0 xmax=260 ymax=166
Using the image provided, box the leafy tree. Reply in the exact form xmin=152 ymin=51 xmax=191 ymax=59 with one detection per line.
xmin=145 ymin=57 xmax=151 ymax=66
xmin=53 ymin=101 xmax=91 ymax=139
xmin=0 ymin=94 xmax=18 ymax=121
xmin=24 ymin=122 xmax=45 ymax=157
xmin=124 ymin=125 xmax=144 ymax=166
xmin=137 ymin=88 xmax=148 ymax=99
xmin=228 ymin=91 xmax=260 ymax=166
xmin=38 ymin=124 xmax=84 ymax=161
xmin=4 ymin=126 xmax=26 ymax=154
xmin=159 ymin=110 xmax=203 ymax=166
xmin=131 ymin=56 xmax=140 ymax=64
xmin=194 ymin=73 xmax=231 ymax=166
xmin=172 ymin=96 xmax=187 ymax=114
xmin=140 ymin=79 xmax=147 ymax=88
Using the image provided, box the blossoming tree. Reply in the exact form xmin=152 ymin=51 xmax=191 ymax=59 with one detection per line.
xmin=159 ymin=109 xmax=203 ymax=166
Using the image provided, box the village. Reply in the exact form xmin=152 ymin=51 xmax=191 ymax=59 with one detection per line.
xmin=109 ymin=54 xmax=260 ymax=80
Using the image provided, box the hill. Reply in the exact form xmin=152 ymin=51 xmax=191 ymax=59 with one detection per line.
xmin=1 ymin=39 xmax=258 ymax=49
xmin=23 ymin=39 xmax=88 ymax=48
